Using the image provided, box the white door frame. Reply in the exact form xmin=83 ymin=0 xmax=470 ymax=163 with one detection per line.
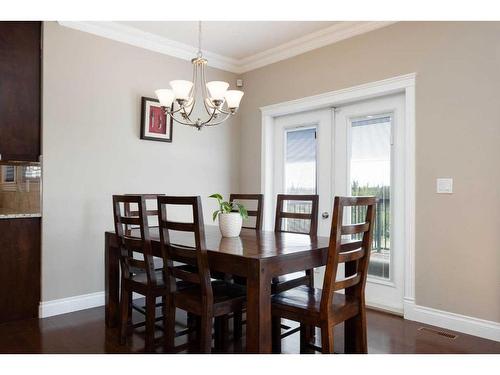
xmin=260 ymin=73 xmax=416 ymax=316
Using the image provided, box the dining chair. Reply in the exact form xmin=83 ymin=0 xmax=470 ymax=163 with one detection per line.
xmin=273 ymin=194 xmax=319 ymax=293
xmin=123 ymin=194 xmax=165 ymax=321
xmin=229 ymin=193 xmax=264 ymax=230
xmin=113 ymin=194 xmax=171 ymax=352
xmin=271 ymin=194 xmax=319 ymax=340
xmin=123 ymin=194 xmax=163 ymax=235
xmin=271 ymin=196 xmax=377 ymax=354
xmin=158 ymin=196 xmax=246 ymax=353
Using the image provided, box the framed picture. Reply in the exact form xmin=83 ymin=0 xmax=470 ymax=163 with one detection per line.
xmin=140 ymin=96 xmax=173 ymax=142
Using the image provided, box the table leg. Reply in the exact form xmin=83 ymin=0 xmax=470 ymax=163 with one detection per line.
xmin=105 ymin=233 xmax=120 ymax=328
xmin=246 ymin=261 xmax=272 ymax=353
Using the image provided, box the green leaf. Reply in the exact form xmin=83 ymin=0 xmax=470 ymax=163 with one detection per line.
xmin=209 ymin=193 xmax=223 ymax=201
xmin=236 ymin=203 xmax=249 ymax=219
xmin=221 ymin=201 xmax=232 ymax=213
xmin=212 ymin=210 xmax=220 ymax=222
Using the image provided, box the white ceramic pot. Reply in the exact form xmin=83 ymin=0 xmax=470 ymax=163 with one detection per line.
xmin=218 ymin=212 xmax=243 ymax=237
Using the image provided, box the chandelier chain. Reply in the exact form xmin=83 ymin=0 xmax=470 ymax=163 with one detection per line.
xmin=197 ymin=21 xmax=202 ymax=58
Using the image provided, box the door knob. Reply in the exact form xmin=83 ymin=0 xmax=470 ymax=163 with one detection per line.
xmin=322 ymin=212 xmax=329 ymax=219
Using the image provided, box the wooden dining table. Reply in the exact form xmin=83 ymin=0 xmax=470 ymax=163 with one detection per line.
xmin=104 ymin=225 xmax=330 ymax=353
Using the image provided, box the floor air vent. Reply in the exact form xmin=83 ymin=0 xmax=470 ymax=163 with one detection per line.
xmin=418 ymin=326 xmax=458 ymax=339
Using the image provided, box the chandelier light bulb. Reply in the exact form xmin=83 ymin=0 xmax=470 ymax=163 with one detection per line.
xmin=206 ymin=81 xmax=229 ymax=101
xmin=155 ymin=89 xmax=175 ymax=107
xmin=225 ymin=90 xmax=244 ymax=109
xmin=170 ymin=80 xmax=193 ymax=100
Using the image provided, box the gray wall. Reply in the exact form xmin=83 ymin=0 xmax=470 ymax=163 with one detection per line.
xmin=42 ymin=22 xmax=240 ymax=301
xmin=239 ymin=22 xmax=500 ymax=322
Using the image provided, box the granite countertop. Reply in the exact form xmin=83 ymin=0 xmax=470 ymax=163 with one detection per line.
xmin=0 ymin=208 xmax=41 ymax=219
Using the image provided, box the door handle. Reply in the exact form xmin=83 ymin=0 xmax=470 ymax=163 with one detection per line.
xmin=322 ymin=212 xmax=329 ymax=219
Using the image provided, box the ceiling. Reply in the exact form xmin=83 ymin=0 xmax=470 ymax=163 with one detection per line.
xmin=59 ymin=21 xmax=394 ymax=73
xmin=117 ymin=21 xmax=337 ymax=60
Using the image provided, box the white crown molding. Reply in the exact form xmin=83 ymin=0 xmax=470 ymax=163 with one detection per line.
xmin=238 ymin=21 xmax=395 ymax=73
xmin=58 ymin=21 xmax=395 ymax=74
xmin=57 ymin=21 xmax=240 ymax=73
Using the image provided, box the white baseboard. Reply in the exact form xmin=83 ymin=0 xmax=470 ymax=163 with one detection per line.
xmin=39 ymin=291 xmax=105 ymax=318
xmin=404 ymin=298 xmax=500 ymax=342
xmin=39 ymin=291 xmax=145 ymax=318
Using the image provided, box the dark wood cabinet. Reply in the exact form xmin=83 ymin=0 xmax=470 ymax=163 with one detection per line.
xmin=0 ymin=218 xmax=41 ymax=322
xmin=0 ymin=21 xmax=42 ymax=323
xmin=0 ymin=22 xmax=41 ymax=162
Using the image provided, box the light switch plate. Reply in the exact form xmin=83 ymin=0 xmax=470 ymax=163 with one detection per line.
xmin=436 ymin=178 xmax=453 ymax=194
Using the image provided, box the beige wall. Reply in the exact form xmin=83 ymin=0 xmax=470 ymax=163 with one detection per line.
xmin=239 ymin=22 xmax=500 ymax=322
xmin=42 ymin=22 xmax=240 ymax=301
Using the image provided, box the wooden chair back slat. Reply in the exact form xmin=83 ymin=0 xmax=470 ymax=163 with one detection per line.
xmin=171 ymin=267 xmax=201 ymax=284
xmin=157 ymin=196 xmax=213 ymax=303
xmin=113 ymin=194 xmax=157 ymax=284
xmin=340 ymin=240 xmax=363 ymax=252
xmin=338 ymin=248 xmax=365 ymax=263
xmin=274 ymin=194 xmax=319 ymax=236
xmin=120 ymin=216 xmax=142 ymax=225
xmin=169 ymin=244 xmax=198 ymax=260
xmin=128 ymin=259 xmax=146 ymax=269
xmin=334 ymin=274 xmax=362 ymax=291
xmin=279 ymin=212 xmax=313 ymax=220
xmin=165 ymin=221 xmax=197 ymax=232
xmin=122 ymin=236 xmax=145 ymax=249
xmin=230 ymin=194 xmax=264 ymax=230
xmin=341 ymin=222 xmax=370 ymax=235
xmin=123 ymin=194 xmax=164 ymax=235
xmin=320 ymin=196 xmax=377 ymax=316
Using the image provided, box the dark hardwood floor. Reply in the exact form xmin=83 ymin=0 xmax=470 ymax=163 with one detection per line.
xmin=0 ymin=304 xmax=498 ymax=354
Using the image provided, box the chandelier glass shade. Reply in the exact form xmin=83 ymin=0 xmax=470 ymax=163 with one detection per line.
xmin=155 ymin=22 xmax=244 ymax=130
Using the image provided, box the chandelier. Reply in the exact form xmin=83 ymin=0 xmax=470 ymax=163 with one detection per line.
xmin=155 ymin=22 xmax=244 ymax=130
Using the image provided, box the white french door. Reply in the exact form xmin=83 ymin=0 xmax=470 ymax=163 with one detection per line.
xmin=274 ymin=109 xmax=333 ymax=237
xmin=273 ymin=93 xmax=405 ymax=313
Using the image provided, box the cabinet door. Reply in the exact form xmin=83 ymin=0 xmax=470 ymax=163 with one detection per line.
xmin=0 ymin=22 xmax=41 ymax=161
xmin=0 ymin=218 xmax=41 ymax=322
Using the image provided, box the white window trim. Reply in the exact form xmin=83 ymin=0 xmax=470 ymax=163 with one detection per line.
xmin=260 ymin=73 xmax=416 ymax=313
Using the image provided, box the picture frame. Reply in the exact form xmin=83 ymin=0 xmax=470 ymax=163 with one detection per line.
xmin=140 ymin=96 xmax=173 ymax=142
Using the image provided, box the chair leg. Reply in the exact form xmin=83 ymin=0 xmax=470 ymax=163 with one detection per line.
xmin=345 ymin=310 xmax=367 ymax=354
xmin=272 ymin=316 xmax=282 ymax=354
xmin=320 ymin=323 xmax=334 ymax=354
xmin=127 ymin=291 xmax=133 ymax=324
xmin=199 ymin=313 xmax=213 ymax=353
xmin=300 ymin=323 xmax=314 ymax=354
xmin=119 ymin=286 xmax=130 ymax=345
xmin=214 ymin=316 xmax=229 ymax=351
xmin=164 ymin=297 xmax=176 ymax=352
xmin=305 ymin=269 xmax=316 ymax=339
xmin=233 ymin=311 xmax=243 ymax=341
xmin=187 ymin=312 xmax=197 ymax=343
xmin=145 ymin=295 xmax=156 ymax=352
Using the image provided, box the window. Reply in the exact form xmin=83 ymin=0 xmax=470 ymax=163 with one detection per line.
xmin=1 ymin=165 xmax=16 ymax=183
xmin=283 ymin=127 xmax=317 ymax=232
xmin=350 ymin=115 xmax=391 ymax=279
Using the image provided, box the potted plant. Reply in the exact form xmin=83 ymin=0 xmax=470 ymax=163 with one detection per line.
xmin=209 ymin=193 xmax=248 ymax=237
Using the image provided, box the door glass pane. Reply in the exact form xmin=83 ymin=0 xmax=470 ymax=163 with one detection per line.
xmin=284 ymin=127 xmax=317 ymax=233
xmin=350 ymin=115 xmax=391 ymax=279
